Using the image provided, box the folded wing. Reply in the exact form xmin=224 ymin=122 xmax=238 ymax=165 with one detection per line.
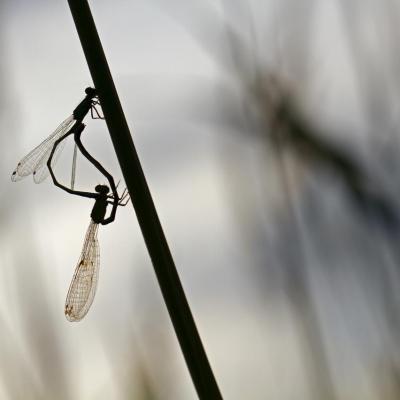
xmin=65 ymin=220 xmax=100 ymax=322
xmin=11 ymin=115 xmax=75 ymax=183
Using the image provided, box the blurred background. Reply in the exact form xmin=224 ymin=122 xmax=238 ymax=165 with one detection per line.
xmin=1 ymin=0 xmax=400 ymax=398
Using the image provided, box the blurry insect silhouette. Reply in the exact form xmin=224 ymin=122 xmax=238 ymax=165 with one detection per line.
xmin=11 ymin=87 xmax=103 ymax=189
xmin=47 ymin=122 xmax=129 ymax=321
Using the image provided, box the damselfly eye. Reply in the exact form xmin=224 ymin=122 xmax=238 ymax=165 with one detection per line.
xmin=95 ymin=184 xmax=109 ymax=194
xmin=85 ymin=87 xmax=96 ymax=96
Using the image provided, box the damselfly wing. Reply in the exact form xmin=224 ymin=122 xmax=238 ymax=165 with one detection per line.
xmin=11 ymin=115 xmax=75 ymax=183
xmin=65 ymin=220 xmax=100 ymax=322
xmin=11 ymin=87 xmax=103 ymax=187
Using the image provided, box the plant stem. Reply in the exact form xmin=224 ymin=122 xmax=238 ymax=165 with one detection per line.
xmin=66 ymin=1 xmax=223 ymax=398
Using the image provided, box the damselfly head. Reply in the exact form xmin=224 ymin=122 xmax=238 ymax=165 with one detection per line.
xmin=85 ymin=87 xmax=97 ymax=97
xmin=95 ymin=184 xmax=109 ymax=194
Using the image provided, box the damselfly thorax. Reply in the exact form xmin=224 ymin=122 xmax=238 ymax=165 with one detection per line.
xmin=90 ymin=185 xmax=110 ymax=223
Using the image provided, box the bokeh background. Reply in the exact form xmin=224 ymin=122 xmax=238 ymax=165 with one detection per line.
xmin=2 ymin=0 xmax=400 ymax=399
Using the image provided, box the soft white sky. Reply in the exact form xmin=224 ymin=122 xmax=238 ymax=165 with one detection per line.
xmin=1 ymin=1 xmax=398 ymax=399
xmin=2 ymin=1 xmax=269 ymax=399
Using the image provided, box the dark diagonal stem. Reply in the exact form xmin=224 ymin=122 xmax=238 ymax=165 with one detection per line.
xmin=66 ymin=1 xmax=222 ymax=398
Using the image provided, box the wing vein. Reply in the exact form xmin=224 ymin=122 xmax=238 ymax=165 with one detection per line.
xmin=11 ymin=115 xmax=75 ymax=183
xmin=65 ymin=220 xmax=100 ymax=322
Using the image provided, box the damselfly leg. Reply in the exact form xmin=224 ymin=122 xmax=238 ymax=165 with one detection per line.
xmin=115 ymin=187 xmax=130 ymax=206
xmin=90 ymin=101 xmax=104 ymax=120
xmin=108 ymin=180 xmax=129 ymax=205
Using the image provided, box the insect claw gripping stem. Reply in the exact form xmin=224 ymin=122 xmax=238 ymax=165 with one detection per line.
xmin=90 ymin=103 xmax=104 ymax=120
xmin=118 ymin=188 xmax=130 ymax=206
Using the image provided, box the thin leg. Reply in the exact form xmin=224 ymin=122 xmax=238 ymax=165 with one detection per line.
xmin=90 ymin=103 xmax=104 ymax=119
xmin=119 ymin=188 xmax=130 ymax=205
xmin=107 ymin=188 xmax=130 ymax=206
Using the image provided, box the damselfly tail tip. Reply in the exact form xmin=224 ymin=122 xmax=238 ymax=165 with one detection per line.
xmin=65 ymin=306 xmax=81 ymax=322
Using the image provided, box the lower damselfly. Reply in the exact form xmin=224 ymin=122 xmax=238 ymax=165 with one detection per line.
xmin=47 ymin=121 xmax=129 ymax=321
xmin=65 ymin=184 xmax=128 ymax=321
xmin=11 ymin=87 xmax=103 ymax=189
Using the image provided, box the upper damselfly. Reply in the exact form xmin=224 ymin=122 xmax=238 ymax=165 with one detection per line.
xmin=11 ymin=87 xmax=103 ymax=188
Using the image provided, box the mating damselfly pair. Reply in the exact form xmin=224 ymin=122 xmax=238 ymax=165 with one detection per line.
xmin=11 ymin=88 xmax=129 ymax=321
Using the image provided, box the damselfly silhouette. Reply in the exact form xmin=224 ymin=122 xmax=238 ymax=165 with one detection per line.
xmin=64 ymin=183 xmax=128 ymax=321
xmin=47 ymin=121 xmax=129 ymax=321
xmin=11 ymin=87 xmax=103 ymax=188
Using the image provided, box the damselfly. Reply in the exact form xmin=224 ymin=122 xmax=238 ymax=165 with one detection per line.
xmin=11 ymin=87 xmax=103 ymax=188
xmin=47 ymin=121 xmax=129 ymax=321
xmin=65 ymin=183 xmax=129 ymax=321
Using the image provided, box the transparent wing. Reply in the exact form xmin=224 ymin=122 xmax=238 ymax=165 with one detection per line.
xmin=33 ymin=136 xmax=67 ymax=183
xmin=11 ymin=115 xmax=75 ymax=183
xmin=65 ymin=220 xmax=100 ymax=322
